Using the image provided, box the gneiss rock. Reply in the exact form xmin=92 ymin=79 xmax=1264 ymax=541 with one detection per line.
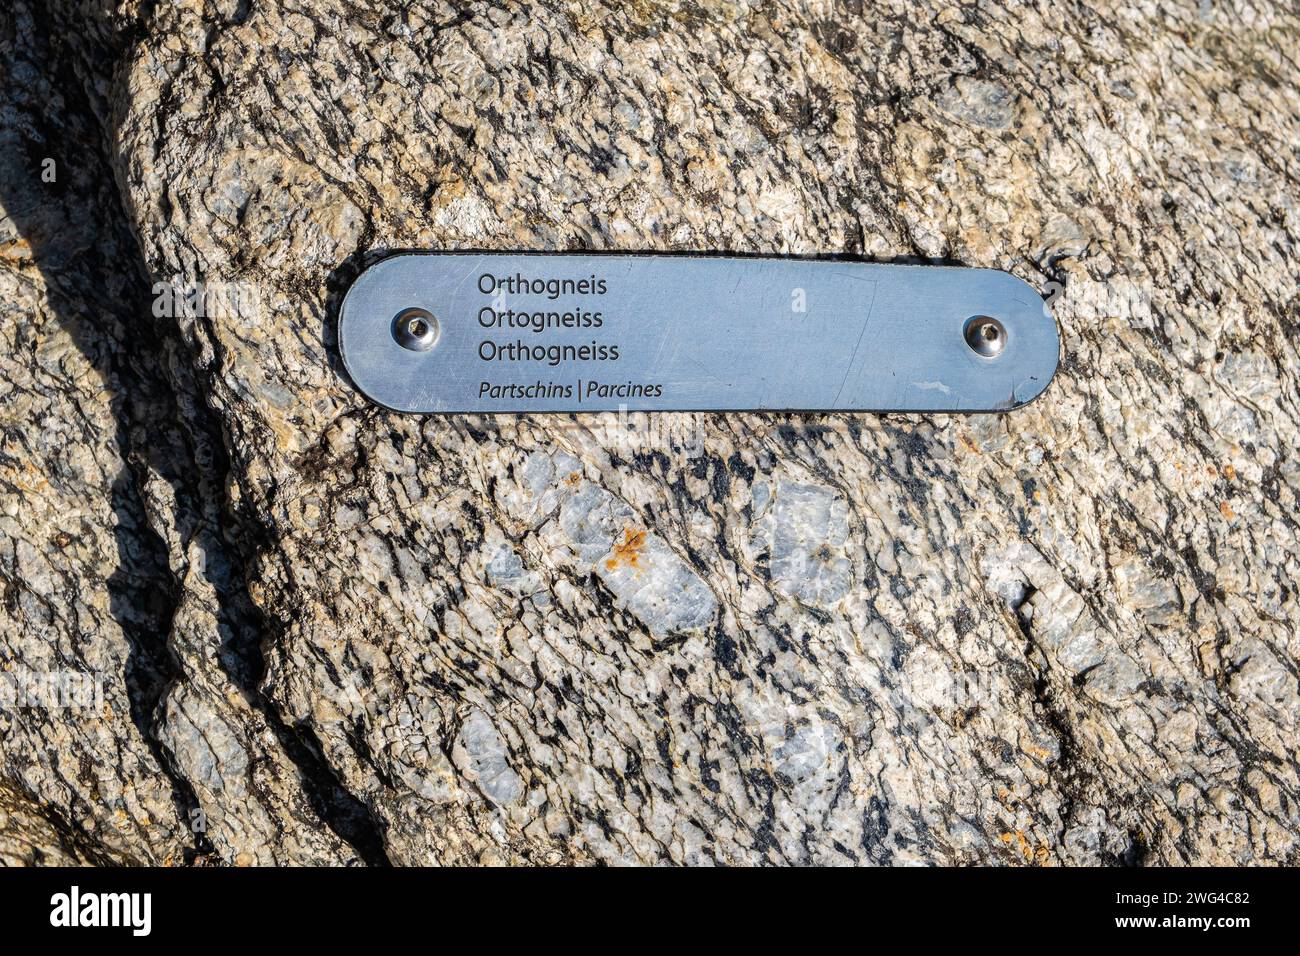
xmin=1 ymin=0 xmax=366 ymax=866
xmin=1 ymin=1 xmax=187 ymax=864
xmin=2 ymin=0 xmax=1297 ymax=864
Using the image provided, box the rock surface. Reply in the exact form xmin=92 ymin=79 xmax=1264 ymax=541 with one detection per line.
xmin=1 ymin=0 xmax=1298 ymax=865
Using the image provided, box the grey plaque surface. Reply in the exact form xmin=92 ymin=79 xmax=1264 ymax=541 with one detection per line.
xmin=339 ymin=253 xmax=1059 ymax=414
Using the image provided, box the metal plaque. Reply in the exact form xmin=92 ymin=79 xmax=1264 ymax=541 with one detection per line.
xmin=339 ymin=253 xmax=1059 ymax=414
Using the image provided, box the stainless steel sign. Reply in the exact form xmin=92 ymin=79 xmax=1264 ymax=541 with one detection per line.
xmin=339 ymin=253 xmax=1059 ymax=414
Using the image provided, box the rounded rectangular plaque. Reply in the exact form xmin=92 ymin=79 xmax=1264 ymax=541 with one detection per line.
xmin=339 ymin=253 xmax=1059 ymax=414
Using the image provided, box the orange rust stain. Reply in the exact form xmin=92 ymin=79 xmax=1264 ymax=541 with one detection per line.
xmin=998 ymin=829 xmax=1049 ymax=865
xmin=1219 ymin=501 xmax=1235 ymax=520
xmin=1224 ymin=463 xmax=1237 ymax=481
xmin=1005 ymin=829 xmax=1033 ymax=861
xmin=1 ymin=237 xmax=32 ymax=259
xmin=604 ymin=527 xmax=648 ymax=571
xmin=563 ymin=471 xmax=582 ymax=487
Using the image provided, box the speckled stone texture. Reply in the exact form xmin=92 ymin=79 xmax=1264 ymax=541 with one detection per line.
xmin=1 ymin=0 xmax=1297 ymax=865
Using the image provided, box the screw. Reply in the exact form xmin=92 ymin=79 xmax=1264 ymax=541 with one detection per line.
xmin=393 ymin=308 xmax=439 ymax=351
xmin=964 ymin=315 xmax=1006 ymax=357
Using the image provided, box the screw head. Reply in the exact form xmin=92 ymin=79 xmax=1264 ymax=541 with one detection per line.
xmin=393 ymin=308 xmax=439 ymax=351
xmin=964 ymin=315 xmax=1006 ymax=357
